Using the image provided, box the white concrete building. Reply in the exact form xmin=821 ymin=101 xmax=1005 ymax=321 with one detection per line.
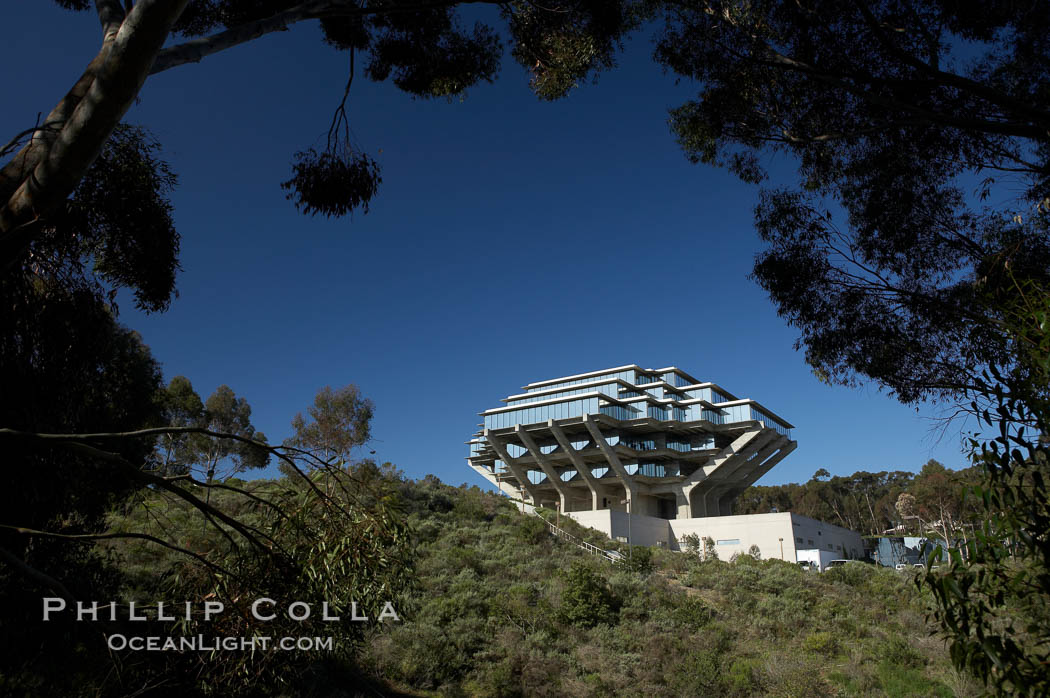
xmin=467 ymin=365 xmax=864 ymax=566
xmin=567 ymin=509 xmax=864 ymax=564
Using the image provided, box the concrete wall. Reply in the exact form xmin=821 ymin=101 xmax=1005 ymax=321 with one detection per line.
xmin=788 ymin=515 xmax=864 ymax=560
xmin=669 ymin=512 xmax=798 ymax=561
xmin=566 ymin=510 xmax=674 ymax=547
xmin=566 ymin=510 xmax=863 ymax=564
xmin=567 ymin=510 xmax=613 ymax=538
xmin=610 ymin=509 xmax=673 ymax=547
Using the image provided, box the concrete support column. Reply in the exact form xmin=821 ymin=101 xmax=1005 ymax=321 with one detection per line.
xmin=719 ymin=441 xmax=798 ymax=509
xmin=484 ymin=429 xmax=542 ymax=505
xmin=583 ymin=415 xmax=637 ymax=512
xmin=515 ymin=425 xmax=572 ymax=512
xmin=673 ymin=487 xmax=691 ymax=520
xmin=703 ymin=435 xmax=785 ymax=516
xmin=675 ymin=428 xmax=765 ymax=518
xmin=549 ymin=421 xmax=603 ymax=510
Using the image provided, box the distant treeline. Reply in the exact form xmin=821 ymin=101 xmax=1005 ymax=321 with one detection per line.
xmin=734 ymin=460 xmax=984 ymax=540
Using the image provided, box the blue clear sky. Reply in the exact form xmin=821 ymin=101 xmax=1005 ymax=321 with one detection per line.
xmin=4 ymin=4 xmax=972 ymax=487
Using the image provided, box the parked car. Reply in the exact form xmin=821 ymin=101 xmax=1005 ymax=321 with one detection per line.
xmin=895 ymin=563 xmax=908 ymax=571
xmin=826 ymin=559 xmax=850 ymax=569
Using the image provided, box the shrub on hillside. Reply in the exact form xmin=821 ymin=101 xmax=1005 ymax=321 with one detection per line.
xmin=802 ymin=631 xmax=839 ymax=656
xmin=558 ymin=561 xmax=620 ymax=628
xmin=618 ymin=545 xmax=653 ymax=574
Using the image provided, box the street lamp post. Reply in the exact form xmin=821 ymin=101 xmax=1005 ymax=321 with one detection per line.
xmin=779 ymin=537 xmax=784 ymax=560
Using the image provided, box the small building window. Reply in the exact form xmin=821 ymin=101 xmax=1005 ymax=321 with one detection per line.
xmin=796 ymin=537 xmax=803 ymax=545
xmin=807 ymin=539 xmax=814 ymax=546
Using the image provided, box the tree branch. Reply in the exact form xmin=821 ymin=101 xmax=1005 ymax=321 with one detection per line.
xmin=0 ymin=427 xmax=280 ymax=556
xmin=96 ymin=0 xmax=126 ymax=41
xmin=0 ymin=0 xmax=190 ymax=270
xmin=756 ymin=47 xmax=1045 ymax=141
xmin=149 ymin=0 xmax=485 ymax=76
xmin=9 ymin=424 xmax=374 ymax=509
xmin=0 ymin=544 xmax=77 ymax=603
xmin=0 ymin=525 xmax=233 ymax=578
xmin=0 ymin=45 xmax=113 ymax=205
xmin=851 ymin=0 xmax=1050 ymax=129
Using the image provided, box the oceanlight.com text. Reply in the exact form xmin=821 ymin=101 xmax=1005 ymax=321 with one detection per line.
xmin=106 ymin=634 xmax=334 ymax=652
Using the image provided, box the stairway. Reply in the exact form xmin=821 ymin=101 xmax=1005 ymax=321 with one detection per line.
xmin=533 ymin=511 xmax=620 ymax=563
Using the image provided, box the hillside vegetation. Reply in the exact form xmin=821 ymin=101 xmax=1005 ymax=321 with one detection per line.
xmin=73 ymin=472 xmax=981 ymax=697
xmin=360 ymin=477 xmax=979 ymax=697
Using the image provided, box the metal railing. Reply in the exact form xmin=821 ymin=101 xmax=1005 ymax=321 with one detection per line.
xmin=535 ymin=513 xmax=619 ymax=563
xmin=507 ymin=496 xmax=620 ymax=563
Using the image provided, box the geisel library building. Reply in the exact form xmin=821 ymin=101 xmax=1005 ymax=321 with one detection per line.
xmin=467 ymin=365 xmax=863 ymax=568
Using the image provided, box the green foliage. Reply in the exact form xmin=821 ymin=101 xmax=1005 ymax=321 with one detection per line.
xmin=736 ymin=465 xmax=984 ymax=538
xmin=878 ymin=633 xmax=927 ymax=669
xmin=281 ymin=147 xmax=381 ymax=218
xmin=504 ymin=1 xmax=639 ymax=100
xmin=681 ymin=532 xmax=701 ymax=555
xmin=0 ymin=366 xmax=411 ymax=696
xmin=703 ymin=535 xmax=718 ymax=561
xmin=282 ymin=384 xmax=374 ymax=473
xmin=102 ymin=465 xmax=413 ymax=696
xmin=515 ymin=509 xmax=550 ymax=545
xmin=725 ymin=657 xmax=762 ymax=695
xmin=61 ymin=124 xmax=181 ymax=313
xmin=921 ymin=278 xmax=1050 ymax=696
xmin=358 ymin=481 xmax=978 ymax=697
xmin=0 ymin=263 xmax=165 ymax=695
xmin=802 ymin=631 xmax=838 ymax=656
xmin=184 ymin=384 xmax=269 ymax=481
xmin=1 ymin=118 xmax=183 ymax=698
xmin=558 ymin=561 xmax=619 ymax=628
xmin=616 ymin=544 xmax=653 ymax=574
xmin=655 ymin=0 xmax=1050 ymax=405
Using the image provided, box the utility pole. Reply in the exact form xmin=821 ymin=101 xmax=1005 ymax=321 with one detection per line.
xmin=779 ymin=537 xmax=784 ymax=560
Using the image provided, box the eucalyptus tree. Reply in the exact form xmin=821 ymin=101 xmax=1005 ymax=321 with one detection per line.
xmin=649 ymin=7 xmax=1050 ymax=689
xmin=155 ymin=375 xmax=204 ymax=474
xmin=0 ymin=0 xmax=637 ymax=279
xmin=652 ymin=0 xmax=1050 ymax=405
xmin=285 ymin=384 xmax=374 ymax=467
xmin=193 ymin=384 xmax=269 ymax=483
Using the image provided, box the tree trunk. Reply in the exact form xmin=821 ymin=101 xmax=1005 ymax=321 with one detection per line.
xmin=0 ymin=0 xmax=190 ymax=270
